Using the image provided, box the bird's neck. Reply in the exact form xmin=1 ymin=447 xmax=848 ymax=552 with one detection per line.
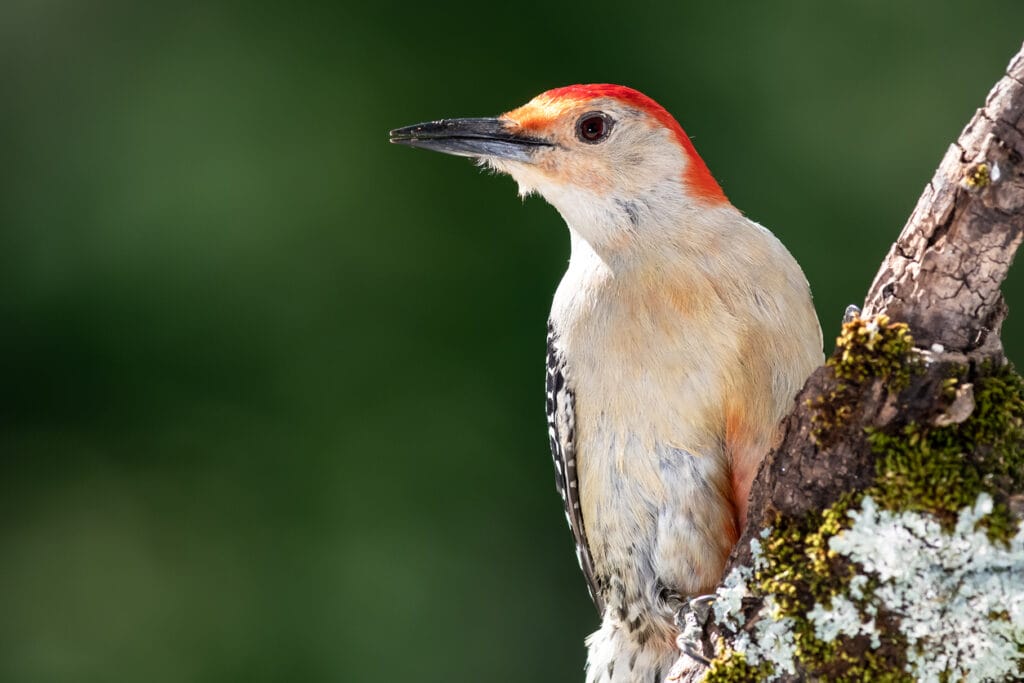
xmin=558 ymin=190 xmax=742 ymax=276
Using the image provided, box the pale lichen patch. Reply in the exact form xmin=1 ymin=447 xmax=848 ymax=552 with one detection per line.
xmin=712 ymin=565 xmax=750 ymax=630
xmin=704 ymin=494 xmax=1024 ymax=682
xmin=806 ymin=595 xmax=881 ymax=649
xmin=829 ymin=494 xmax=1024 ymax=683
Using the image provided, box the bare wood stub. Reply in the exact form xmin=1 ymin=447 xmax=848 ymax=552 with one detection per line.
xmin=863 ymin=43 xmax=1024 ymax=354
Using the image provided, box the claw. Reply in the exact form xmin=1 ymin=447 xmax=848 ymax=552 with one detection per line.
xmin=689 ymin=594 xmax=715 ymax=610
xmin=689 ymin=594 xmax=715 ymax=624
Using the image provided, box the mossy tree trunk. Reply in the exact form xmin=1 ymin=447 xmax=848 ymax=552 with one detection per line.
xmin=670 ymin=42 xmax=1024 ymax=682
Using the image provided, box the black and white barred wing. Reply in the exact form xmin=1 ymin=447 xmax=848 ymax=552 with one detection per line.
xmin=546 ymin=322 xmax=603 ymax=613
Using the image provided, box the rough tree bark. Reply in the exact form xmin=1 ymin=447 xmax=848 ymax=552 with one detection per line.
xmin=669 ymin=42 xmax=1024 ymax=682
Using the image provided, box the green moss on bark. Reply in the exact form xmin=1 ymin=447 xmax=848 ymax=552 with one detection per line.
xmin=810 ymin=315 xmax=920 ymax=446
xmin=703 ymin=648 xmax=774 ymax=683
xmin=867 ymin=363 xmax=1024 ymax=542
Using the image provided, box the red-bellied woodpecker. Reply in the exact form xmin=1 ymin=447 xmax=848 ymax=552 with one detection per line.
xmin=390 ymin=84 xmax=822 ymax=683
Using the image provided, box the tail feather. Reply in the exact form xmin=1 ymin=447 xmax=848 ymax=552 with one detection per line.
xmin=585 ymin=617 xmax=679 ymax=683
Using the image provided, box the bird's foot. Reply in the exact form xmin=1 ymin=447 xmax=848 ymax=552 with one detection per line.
xmin=672 ymin=594 xmax=716 ymax=667
xmin=843 ymin=304 xmax=861 ymax=324
xmin=676 ymin=638 xmax=711 ymax=667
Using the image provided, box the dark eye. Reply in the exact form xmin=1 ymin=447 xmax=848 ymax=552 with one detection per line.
xmin=576 ymin=113 xmax=612 ymax=143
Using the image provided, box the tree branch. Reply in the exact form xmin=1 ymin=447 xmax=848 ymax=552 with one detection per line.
xmin=669 ymin=41 xmax=1024 ymax=682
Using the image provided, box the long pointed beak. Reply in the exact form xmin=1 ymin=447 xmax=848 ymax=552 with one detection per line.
xmin=389 ymin=117 xmax=551 ymax=162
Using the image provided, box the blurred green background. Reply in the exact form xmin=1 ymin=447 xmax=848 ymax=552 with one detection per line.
xmin=2 ymin=2 xmax=1023 ymax=681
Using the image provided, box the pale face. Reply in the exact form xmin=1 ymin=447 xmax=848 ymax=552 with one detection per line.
xmin=389 ymin=84 xmax=728 ymax=258
xmin=492 ymin=95 xmax=689 ymax=205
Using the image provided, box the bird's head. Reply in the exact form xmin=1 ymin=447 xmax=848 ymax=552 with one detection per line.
xmin=391 ymin=84 xmax=732 ymax=257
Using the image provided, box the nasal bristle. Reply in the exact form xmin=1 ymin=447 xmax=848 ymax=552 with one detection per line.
xmin=539 ymin=84 xmax=728 ymax=205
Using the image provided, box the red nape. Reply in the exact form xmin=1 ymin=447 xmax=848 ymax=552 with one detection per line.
xmin=542 ymin=84 xmax=729 ymax=205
